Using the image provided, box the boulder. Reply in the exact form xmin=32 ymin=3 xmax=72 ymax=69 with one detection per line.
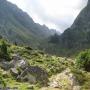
xmin=17 ymin=59 xmax=28 ymax=69
xmin=0 ymin=61 xmax=12 ymax=70
xmin=10 ymin=68 xmax=18 ymax=77
xmin=11 ymin=54 xmax=29 ymax=69
xmin=23 ymin=74 xmax=36 ymax=84
xmin=12 ymin=54 xmax=21 ymax=61
xmin=28 ymin=66 xmax=49 ymax=85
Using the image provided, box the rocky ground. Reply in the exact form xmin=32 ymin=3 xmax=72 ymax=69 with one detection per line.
xmin=40 ymin=68 xmax=81 ymax=90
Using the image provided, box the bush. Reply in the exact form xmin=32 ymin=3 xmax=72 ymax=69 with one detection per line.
xmin=0 ymin=39 xmax=10 ymax=61
xmin=76 ymin=50 xmax=90 ymax=71
xmin=0 ymin=70 xmax=6 ymax=88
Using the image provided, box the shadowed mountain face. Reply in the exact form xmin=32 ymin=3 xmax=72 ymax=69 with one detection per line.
xmin=40 ymin=0 xmax=90 ymax=56
xmin=60 ymin=0 xmax=90 ymax=49
xmin=0 ymin=0 xmax=55 ymax=47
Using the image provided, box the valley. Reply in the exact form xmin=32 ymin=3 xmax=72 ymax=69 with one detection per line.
xmin=0 ymin=0 xmax=90 ymax=90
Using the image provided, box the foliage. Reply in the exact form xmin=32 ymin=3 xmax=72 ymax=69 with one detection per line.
xmin=9 ymin=45 xmax=69 ymax=76
xmin=81 ymin=72 xmax=90 ymax=90
xmin=76 ymin=50 xmax=90 ymax=71
xmin=71 ymin=67 xmax=86 ymax=85
xmin=0 ymin=69 xmax=6 ymax=88
xmin=0 ymin=39 xmax=10 ymax=61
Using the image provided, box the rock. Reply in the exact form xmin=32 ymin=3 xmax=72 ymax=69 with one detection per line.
xmin=12 ymin=54 xmax=21 ymax=61
xmin=49 ymin=81 xmax=60 ymax=88
xmin=49 ymin=68 xmax=79 ymax=90
xmin=17 ymin=67 xmax=36 ymax=84
xmin=11 ymin=54 xmax=29 ymax=69
xmin=17 ymin=59 xmax=28 ymax=69
xmin=3 ymin=54 xmax=48 ymax=85
xmin=28 ymin=66 xmax=49 ymax=85
xmin=10 ymin=68 xmax=18 ymax=77
xmin=26 ymin=74 xmax=36 ymax=84
xmin=16 ymin=66 xmax=48 ymax=85
xmin=0 ymin=61 xmax=12 ymax=70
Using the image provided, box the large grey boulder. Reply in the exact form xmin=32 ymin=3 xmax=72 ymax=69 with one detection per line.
xmin=10 ymin=54 xmax=29 ymax=69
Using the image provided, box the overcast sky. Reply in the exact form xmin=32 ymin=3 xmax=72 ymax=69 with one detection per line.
xmin=7 ymin=0 xmax=88 ymax=32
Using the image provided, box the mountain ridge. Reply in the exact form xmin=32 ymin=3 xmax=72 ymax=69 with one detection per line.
xmin=40 ymin=0 xmax=90 ymax=56
xmin=0 ymin=0 xmax=56 ymax=47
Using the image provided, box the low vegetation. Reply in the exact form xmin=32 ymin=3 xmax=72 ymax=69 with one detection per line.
xmin=0 ymin=39 xmax=89 ymax=90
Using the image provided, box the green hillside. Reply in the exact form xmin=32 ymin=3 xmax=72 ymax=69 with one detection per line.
xmin=0 ymin=37 xmax=90 ymax=90
xmin=0 ymin=0 xmax=55 ymax=47
xmin=0 ymin=0 xmax=90 ymax=90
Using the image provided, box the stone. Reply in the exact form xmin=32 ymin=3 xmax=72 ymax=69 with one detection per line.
xmin=12 ymin=54 xmax=21 ymax=61
xmin=10 ymin=68 xmax=18 ymax=77
xmin=49 ymin=68 xmax=79 ymax=90
xmin=28 ymin=66 xmax=49 ymax=85
xmin=0 ymin=61 xmax=11 ymax=70
xmin=17 ymin=59 xmax=28 ymax=69
xmin=49 ymin=81 xmax=60 ymax=88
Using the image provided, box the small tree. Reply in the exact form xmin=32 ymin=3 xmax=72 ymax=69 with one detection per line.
xmin=76 ymin=50 xmax=90 ymax=72
xmin=0 ymin=40 xmax=10 ymax=61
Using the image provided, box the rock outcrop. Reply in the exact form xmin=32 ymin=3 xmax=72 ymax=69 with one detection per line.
xmin=48 ymin=68 xmax=80 ymax=90
xmin=1 ymin=54 xmax=49 ymax=85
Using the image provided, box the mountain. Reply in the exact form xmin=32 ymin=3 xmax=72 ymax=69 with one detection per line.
xmin=59 ymin=0 xmax=90 ymax=54
xmin=0 ymin=0 xmax=55 ymax=47
xmin=40 ymin=0 xmax=90 ymax=56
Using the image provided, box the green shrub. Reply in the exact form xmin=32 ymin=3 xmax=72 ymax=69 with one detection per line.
xmin=0 ymin=72 xmax=6 ymax=88
xmin=71 ymin=68 xmax=86 ymax=85
xmin=76 ymin=50 xmax=90 ymax=71
xmin=0 ymin=39 xmax=10 ymax=61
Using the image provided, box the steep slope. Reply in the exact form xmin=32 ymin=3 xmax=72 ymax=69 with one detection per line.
xmin=41 ymin=0 xmax=90 ymax=56
xmin=60 ymin=0 xmax=90 ymax=50
xmin=0 ymin=0 xmax=55 ymax=47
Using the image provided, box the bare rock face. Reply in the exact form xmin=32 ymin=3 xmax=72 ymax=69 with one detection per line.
xmin=9 ymin=54 xmax=49 ymax=85
xmin=17 ymin=66 xmax=49 ymax=85
xmin=10 ymin=54 xmax=29 ymax=69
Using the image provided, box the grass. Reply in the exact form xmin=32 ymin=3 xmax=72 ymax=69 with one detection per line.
xmin=0 ymin=40 xmax=90 ymax=89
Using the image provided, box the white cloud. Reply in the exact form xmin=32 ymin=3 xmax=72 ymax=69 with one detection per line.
xmin=7 ymin=0 xmax=88 ymax=32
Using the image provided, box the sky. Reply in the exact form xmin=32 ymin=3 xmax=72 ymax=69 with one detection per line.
xmin=7 ymin=0 xmax=88 ymax=32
